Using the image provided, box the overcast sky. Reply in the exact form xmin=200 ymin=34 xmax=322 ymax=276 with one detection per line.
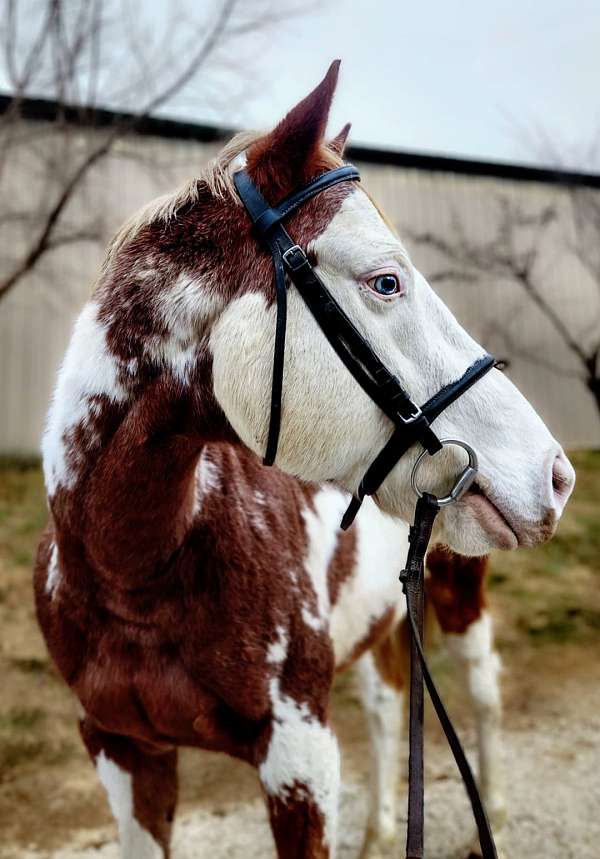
xmin=4 ymin=0 xmax=599 ymax=172
xmin=167 ymin=0 xmax=600 ymax=172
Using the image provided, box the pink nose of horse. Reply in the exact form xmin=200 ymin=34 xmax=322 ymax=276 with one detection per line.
xmin=551 ymin=450 xmax=576 ymax=515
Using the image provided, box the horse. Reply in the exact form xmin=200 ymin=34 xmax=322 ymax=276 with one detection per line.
xmin=35 ymin=61 xmax=575 ymax=859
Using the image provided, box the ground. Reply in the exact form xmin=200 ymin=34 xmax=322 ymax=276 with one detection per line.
xmin=0 ymin=452 xmax=599 ymax=858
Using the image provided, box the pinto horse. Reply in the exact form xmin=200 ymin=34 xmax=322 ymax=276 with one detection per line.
xmin=35 ymin=62 xmax=574 ymax=858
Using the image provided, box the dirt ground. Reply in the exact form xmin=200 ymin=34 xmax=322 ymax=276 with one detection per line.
xmin=1 ymin=454 xmax=599 ymax=858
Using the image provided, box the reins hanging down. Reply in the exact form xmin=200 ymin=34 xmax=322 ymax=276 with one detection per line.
xmin=233 ymin=165 xmax=495 ymax=530
xmin=400 ymin=443 xmax=498 ymax=859
xmin=235 ymin=161 xmax=499 ymax=858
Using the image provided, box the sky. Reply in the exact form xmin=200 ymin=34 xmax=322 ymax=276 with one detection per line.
xmin=4 ymin=0 xmax=600 ymax=172
xmin=201 ymin=0 xmax=600 ymax=171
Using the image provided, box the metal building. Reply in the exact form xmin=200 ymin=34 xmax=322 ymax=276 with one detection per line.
xmin=1 ymin=98 xmax=599 ymax=455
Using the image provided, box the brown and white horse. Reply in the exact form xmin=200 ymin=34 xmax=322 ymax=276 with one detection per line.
xmin=35 ymin=62 xmax=574 ymax=858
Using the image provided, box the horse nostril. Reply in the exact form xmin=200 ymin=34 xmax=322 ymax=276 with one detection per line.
xmin=551 ymin=452 xmax=575 ymax=511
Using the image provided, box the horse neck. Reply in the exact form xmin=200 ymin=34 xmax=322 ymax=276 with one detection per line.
xmin=43 ymin=300 xmax=231 ymax=589
xmin=81 ymin=378 xmax=207 ymax=586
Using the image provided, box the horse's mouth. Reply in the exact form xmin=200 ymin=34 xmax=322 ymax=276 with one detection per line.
xmin=460 ymin=481 xmax=519 ymax=549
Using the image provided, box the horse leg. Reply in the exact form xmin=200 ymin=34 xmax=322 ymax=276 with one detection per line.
xmin=258 ymin=683 xmax=341 ymax=858
xmin=79 ymin=718 xmax=178 ymax=858
xmin=356 ymin=629 xmax=406 ymax=858
xmin=426 ymin=550 xmax=507 ymax=855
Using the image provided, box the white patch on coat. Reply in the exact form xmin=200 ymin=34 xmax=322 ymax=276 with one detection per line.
xmin=299 ymin=486 xmax=348 ymax=631
xmin=193 ymin=448 xmax=221 ymax=513
xmin=45 ymin=542 xmax=61 ymax=598
xmin=42 ymin=302 xmax=128 ymax=497
xmin=96 ymin=751 xmax=162 ymax=858
xmin=210 ymin=186 xmax=568 ymax=557
xmin=329 ymin=498 xmax=408 ymax=667
xmin=267 ymin=625 xmax=289 ymax=665
xmin=445 ymin=612 xmax=502 ymax=710
xmin=356 ymin=651 xmax=403 ymax=844
xmin=143 ymin=333 xmax=199 ymax=383
xmin=147 ymin=273 xmax=225 ymax=382
xmin=249 ymin=490 xmax=268 ymax=533
xmin=259 ymin=678 xmax=340 ymax=850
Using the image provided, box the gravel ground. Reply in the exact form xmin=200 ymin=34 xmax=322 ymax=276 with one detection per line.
xmin=5 ymin=673 xmax=599 ymax=859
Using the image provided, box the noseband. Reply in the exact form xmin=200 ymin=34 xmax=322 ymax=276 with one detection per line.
xmin=235 ymin=162 xmax=498 ymax=859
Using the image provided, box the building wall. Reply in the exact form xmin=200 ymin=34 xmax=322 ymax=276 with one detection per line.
xmin=1 ymin=122 xmax=598 ymax=456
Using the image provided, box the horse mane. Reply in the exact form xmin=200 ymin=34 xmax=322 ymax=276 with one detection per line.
xmin=104 ymin=130 xmax=264 ymax=264
xmin=103 ymin=130 xmax=344 ymax=271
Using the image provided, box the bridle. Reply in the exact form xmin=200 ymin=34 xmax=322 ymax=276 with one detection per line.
xmin=233 ymin=164 xmax=495 ymax=529
xmin=234 ymin=162 xmax=498 ymax=858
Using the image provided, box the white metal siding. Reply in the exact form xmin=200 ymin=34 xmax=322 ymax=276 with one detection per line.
xmin=1 ymin=124 xmax=598 ymax=455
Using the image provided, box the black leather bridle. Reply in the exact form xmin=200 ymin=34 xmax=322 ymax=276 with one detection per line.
xmin=233 ymin=164 xmax=495 ymax=529
xmin=234 ymin=161 xmax=498 ymax=859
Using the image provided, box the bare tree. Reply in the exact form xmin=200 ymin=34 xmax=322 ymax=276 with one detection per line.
xmin=409 ymin=190 xmax=600 ymax=415
xmin=0 ymin=0 xmax=306 ymax=303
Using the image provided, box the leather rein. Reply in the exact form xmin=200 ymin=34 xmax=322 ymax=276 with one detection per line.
xmin=234 ymin=162 xmax=498 ymax=858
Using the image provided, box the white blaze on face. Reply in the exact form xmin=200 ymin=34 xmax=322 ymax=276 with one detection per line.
xmin=96 ymin=751 xmax=162 ymax=858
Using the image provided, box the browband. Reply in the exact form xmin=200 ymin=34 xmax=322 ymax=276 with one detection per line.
xmin=233 ymin=164 xmax=495 ymax=528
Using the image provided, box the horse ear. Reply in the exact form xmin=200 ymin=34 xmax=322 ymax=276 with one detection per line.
xmin=247 ymin=60 xmax=341 ymax=196
xmin=329 ymin=122 xmax=351 ymax=156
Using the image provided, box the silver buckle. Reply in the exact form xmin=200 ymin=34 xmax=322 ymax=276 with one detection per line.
xmin=282 ymin=245 xmax=307 ymax=271
xmin=410 ymin=438 xmax=478 ymax=507
xmin=399 ymin=403 xmax=423 ymax=425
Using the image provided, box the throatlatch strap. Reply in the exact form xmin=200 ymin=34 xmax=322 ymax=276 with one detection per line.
xmin=400 ymin=494 xmax=498 ymax=859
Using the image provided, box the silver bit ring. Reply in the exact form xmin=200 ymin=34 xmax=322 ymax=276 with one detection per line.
xmin=411 ymin=438 xmax=478 ymax=507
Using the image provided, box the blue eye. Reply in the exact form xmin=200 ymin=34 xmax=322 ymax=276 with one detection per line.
xmin=370 ymin=273 xmax=401 ymax=296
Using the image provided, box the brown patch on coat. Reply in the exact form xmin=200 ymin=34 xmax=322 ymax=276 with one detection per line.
xmin=265 ymin=783 xmax=328 ymax=859
xmin=371 ymin=609 xmax=410 ymax=690
xmin=426 ymin=547 xmax=488 ymax=634
xmin=327 ymin=524 xmax=356 ymax=606
xmin=336 ymin=606 xmax=397 ymax=675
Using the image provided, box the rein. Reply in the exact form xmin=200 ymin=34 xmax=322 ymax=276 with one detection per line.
xmin=400 ymin=448 xmax=498 ymax=859
xmin=234 ymin=162 xmax=498 ymax=858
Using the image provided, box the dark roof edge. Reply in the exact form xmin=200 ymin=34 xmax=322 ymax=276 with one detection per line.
xmin=3 ymin=93 xmax=600 ymax=189
xmin=348 ymin=144 xmax=600 ymax=188
xmin=0 ymin=93 xmax=229 ymax=144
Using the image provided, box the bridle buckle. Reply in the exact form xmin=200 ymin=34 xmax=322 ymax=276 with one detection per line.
xmin=282 ymin=244 xmax=309 ymax=272
xmin=398 ymin=403 xmax=424 ymax=425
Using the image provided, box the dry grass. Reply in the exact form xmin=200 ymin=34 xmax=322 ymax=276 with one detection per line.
xmin=488 ymin=450 xmax=600 ymax=648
